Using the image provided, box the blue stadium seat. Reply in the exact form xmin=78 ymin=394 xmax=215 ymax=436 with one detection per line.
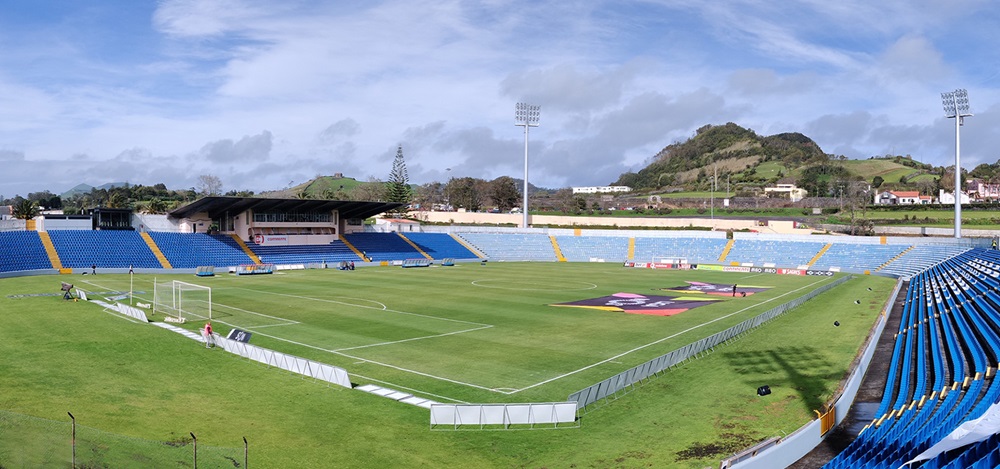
xmin=0 ymin=231 xmax=53 ymax=272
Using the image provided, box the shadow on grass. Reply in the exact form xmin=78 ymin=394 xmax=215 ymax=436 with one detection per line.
xmin=722 ymin=345 xmax=842 ymax=413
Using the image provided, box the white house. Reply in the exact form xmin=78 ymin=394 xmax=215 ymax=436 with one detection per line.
xmin=571 ymin=186 xmax=632 ymax=194
xmin=938 ymin=190 xmax=972 ymax=205
xmin=874 ymin=190 xmax=932 ymax=205
xmin=763 ymin=184 xmax=807 ymax=202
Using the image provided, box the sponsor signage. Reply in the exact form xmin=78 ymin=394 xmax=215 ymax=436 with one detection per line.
xmin=254 ymin=235 xmax=289 ymax=246
xmin=227 ymin=328 xmax=253 ymax=343
xmin=777 ymin=268 xmax=805 ymax=276
xmin=630 ymin=263 xmax=838 ymax=278
xmin=806 ymin=270 xmax=835 ymax=276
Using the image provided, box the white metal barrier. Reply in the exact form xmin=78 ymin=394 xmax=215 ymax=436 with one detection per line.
xmin=430 ymin=402 xmax=578 ymax=429
xmin=214 ymin=336 xmax=352 ymax=388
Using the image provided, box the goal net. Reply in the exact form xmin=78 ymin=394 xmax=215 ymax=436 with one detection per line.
xmin=654 ymin=256 xmax=689 ymax=265
xmin=153 ymin=280 xmax=212 ymax=322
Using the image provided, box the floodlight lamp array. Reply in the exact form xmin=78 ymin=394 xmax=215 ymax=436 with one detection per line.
xmin=941 ymin=92 xmax=956 ymax=117
xmin=954 ymin=89 xmax=970 ymax=114
xmin=941 ymin=89 xmax=970 ymax=117
xmin=515 ymin=103 xmax=540 ymax=126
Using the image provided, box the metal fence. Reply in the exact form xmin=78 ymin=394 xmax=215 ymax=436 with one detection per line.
xmin=0 ymin=410 xmax=245 ymax=468
xmin=568 ymin=275 xmax=853 ymax=411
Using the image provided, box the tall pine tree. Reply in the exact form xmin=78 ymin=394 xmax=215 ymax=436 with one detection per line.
xmin=386 ymin=145 xmax=412 ymax=214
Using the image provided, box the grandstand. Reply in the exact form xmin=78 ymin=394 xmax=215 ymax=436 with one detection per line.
xmin=456 ymin=232 xmax=559 ymax=261
xmin=812 ymin=243 xmax=908 ymax=272
xmin=399 ymin=232 xmax=479 ymax=260
xmin=633 ymin=235 xmax=728 ymax=265
xmin=877 ymin=243 xmax=971 ymax=279
xmin=555 ymin=235 xmax=630 ymax=262
xmin=148 ymin=232 xmax=253 ymax=268
xmin=249 ymin=239 xmax=359 ymax=265
xmin=823 ymin=248 xmax=1000 ymax=468
xmin=0 ymin=231 xmax=53 ymax=273
xmin=343 ymin=232 xmax=423 ymax=261
xmin=48 ymin=230 xmax=162 ymax=269
xmin=724 ymin=239 xmax=827 ymax=267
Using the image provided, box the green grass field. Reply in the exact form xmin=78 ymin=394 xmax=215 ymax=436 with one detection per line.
xmin=0 ymin=264 xmax=895 ymax=468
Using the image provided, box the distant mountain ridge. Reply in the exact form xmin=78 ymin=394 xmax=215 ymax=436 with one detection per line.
xmin=60 ymin=182 xmax=131 ymax=198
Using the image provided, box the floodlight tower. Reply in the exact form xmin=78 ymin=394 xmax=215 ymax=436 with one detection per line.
xmin=515 ymin=103 xmax=540 ymax=228
xmin=941 ymin=89 xmax=972 ymax=239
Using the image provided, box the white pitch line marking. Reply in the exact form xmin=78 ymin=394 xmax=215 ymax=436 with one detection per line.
xmin=334 ymin=325 xmax=494 ymax=351
xmin=243 ymin=329 xmax=500 ymax=392
xmin=471 ymin=279 xmax=598 ymax=291
xmin=233 ymin=287 xmax=492 ymax=327
xmin=508 ymin=276 xmax=836 ymax=393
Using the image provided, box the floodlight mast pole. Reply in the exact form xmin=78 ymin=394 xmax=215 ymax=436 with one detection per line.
xmin=942 ymin=89 xmax=972 ymax=239
xmin=515 ymin=103 xmax=539 ymax=228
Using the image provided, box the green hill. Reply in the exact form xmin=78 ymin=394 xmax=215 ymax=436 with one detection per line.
xmin=259 ymin=175 xmax=365 ymax=199
xmin=612 ymin=123 xmax=941 ymax=197
xmin=613 ymin=123 xmax=827 ymax=191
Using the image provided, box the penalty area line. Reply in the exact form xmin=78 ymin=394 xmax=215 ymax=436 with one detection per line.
xmin=334 ymin=325 xmax=494 ymax=352
xmin=241 ymin=329 xmax=503 ymax=393
xmin=233 ymin=286 xmax=494 ymax=328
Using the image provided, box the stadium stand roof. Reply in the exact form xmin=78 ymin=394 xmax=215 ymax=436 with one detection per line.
xmin=169 ymin=196 xmax=405 ymax=220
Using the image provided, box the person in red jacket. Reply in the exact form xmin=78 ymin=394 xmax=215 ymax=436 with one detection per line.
xmin=203 ymin=322 xmax=214 ymax=348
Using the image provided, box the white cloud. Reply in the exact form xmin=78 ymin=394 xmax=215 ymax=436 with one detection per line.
xmin=199 ymin=131 xmax=273 ymax=163
xmin=0 ymin=0 xmax=998 ymax=197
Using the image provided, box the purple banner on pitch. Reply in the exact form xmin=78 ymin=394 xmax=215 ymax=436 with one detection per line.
xmin=551 ymin=292 xmax=720 ymax=316
xmin=661 ymin=281 xmax=771 ymax=297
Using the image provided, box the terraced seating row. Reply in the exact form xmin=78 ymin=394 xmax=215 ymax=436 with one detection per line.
xmin=725 ymin=240 xmax=827 ymax=267
xmin=249 ymin=241 xmax=358 ymax=265
xmin=401 ymin=233 xmax=478 ymax=260
xmin=456 ymin=233 xmax=558 ymax=261
xmin=879 ymin=244 xmax=971 ymax=279
xmin=48 ymin=230 xmax=161 ymax=269
xmin=812 ymin=243 xmax=907 ymax=272
xmin=632 ymin=237 xmax=727 ymax=265
xmin=0 ymin=231 xmax=53 ymax=272
xmin=824 ymin=248 xmax=1000 ymax=469
xmin=343 ymin=233 xmax=422 ymax=262
xmin=149 ymin=233 xmax=254 ymax=268
xmin=555 ymin=236 xmax=629 ymax=262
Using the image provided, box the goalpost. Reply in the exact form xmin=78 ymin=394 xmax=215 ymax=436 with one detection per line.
xmin=654 ymin=256 xmax=688 ymax=265
xmin=153 ymin=280 xmax=212 ymax=322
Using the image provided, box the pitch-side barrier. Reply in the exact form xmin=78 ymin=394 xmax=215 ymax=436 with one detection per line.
xmin=568 ymin=275 xmax=852 ymax=411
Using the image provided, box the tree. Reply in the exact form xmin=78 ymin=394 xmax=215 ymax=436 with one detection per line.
xmin=351 ymin=177 xmax=387 ymax=202
xmin=489 ymin=176 xmax=520 ymax=212
xmin=107 ymin=191 xmax=126 ymax=209
xmin=414 ymin=182 xmax=446 ymax=209
xmin=445 ymin=177 xmax=483 ymax=211
xmin=385 ymin=145 xmax=412 ymax=214
xmin=197 ymin=174 xmax=223 ymax=196
xmin=12 ymin=198 xmax=39 ymax=219
xmin=145 ymin=197 xmax=169 ymax=214
xmin=845 ymin=181 xmax=874 ymax=236
xmin=872 ymin=176 xmax=884 ymax=189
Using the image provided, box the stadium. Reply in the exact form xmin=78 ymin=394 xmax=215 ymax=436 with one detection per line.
xmin=1 ymin=196 xmax=998 ymax=468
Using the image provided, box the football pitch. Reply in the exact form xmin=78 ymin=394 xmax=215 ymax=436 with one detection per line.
xmin=88 ymin=263 xmax=845 ymax=402
xmin=1 ymin=263 xmax=897 ymax=467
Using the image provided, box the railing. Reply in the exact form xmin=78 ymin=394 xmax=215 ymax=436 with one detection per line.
xmin=568 ymin=275 xmax=853 ymax=411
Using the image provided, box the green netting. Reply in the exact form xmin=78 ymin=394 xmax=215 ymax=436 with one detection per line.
xmin=0 ymin=410 xmax=244 ymax=468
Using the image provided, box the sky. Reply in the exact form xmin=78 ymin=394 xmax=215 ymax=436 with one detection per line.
xmin=1 ymin=0 xmax=999 ymax=198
